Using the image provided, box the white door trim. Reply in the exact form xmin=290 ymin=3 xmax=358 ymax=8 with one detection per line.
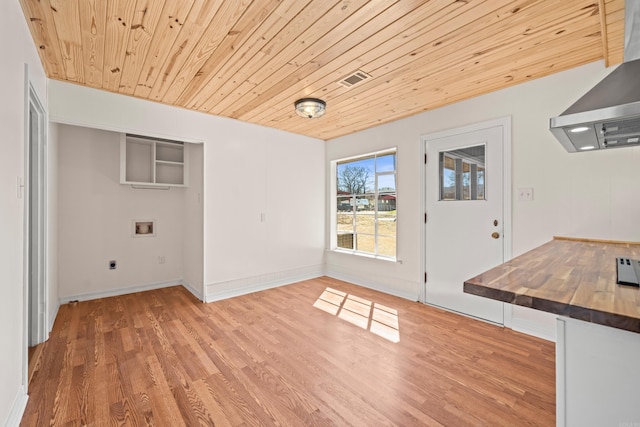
xmin=419 ymin=117 xmax=512 ymax=325
xmin=23 ymin=64 xmax=48 ymax=389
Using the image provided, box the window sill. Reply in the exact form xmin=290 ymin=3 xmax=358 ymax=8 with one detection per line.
xmin=328 ymin=248 xmax=401 ymax=264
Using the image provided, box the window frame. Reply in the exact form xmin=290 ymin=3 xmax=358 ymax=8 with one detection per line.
xmin=332 ymin=148 xmax=397 ymax=260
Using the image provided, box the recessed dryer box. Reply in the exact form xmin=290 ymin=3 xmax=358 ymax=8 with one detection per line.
xmin=133 ymin=220 xmax=155 ymax=237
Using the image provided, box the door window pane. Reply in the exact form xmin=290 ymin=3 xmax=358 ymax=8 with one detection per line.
xmin=439 ymin=144 xmax=485 ymax=201
xmin=441 ymin=155 xmax=456 ymax=200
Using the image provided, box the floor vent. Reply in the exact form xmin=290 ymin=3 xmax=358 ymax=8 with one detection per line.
xmin=338 ymin=70 xmax=371 ymax=88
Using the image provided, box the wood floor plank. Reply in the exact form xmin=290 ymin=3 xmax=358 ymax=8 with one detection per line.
xmin=22 ymin=278 xmax=555 ymax=426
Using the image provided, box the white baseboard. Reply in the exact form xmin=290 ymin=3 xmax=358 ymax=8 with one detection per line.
xmin=53 ymin=273 xmax=555 ymax=343
xmin=4 ymin=386 xmax=28 ymax=427
xmin=59 ymin=279 xmax=184 ymax=304
xmin=205 ymin=264 xmax=325 ymax=302
xmin=325 ymin=268 xmax=420 ymax=301
xmin=326 ymin=265 xmax=555 ymax=340
xmin=181 ymin=280 xmax=203 ymax=301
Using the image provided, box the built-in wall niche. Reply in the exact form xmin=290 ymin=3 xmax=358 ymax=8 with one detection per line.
xmin=120 ymin=134 xmax=188 ymax=187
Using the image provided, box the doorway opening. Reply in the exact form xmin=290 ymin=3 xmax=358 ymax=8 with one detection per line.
xmin=25 ymin=78 xmax=47 ymax=385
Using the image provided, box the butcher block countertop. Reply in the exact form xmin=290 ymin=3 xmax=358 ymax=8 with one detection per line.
xmin=464 ymin=237 xmax=640 ymax=333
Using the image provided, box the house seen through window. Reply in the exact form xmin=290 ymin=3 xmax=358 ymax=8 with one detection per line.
xmin=335 ymin=149 xmax=396 ymax=258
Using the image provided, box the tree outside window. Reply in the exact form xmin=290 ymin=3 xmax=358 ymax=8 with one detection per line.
xmin=335 ymin=150 xmax=396 ymax=258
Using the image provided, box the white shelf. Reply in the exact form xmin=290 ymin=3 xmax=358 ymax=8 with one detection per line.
xmin=156 ymin=142 xmax=184 ymax=163
xmin=156 ymin=162 xmax=184 ymax=185
xmin=120 ymin=134 xmax=188 ymax=187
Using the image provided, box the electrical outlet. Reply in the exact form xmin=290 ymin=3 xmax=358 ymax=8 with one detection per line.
xmin=517 ymin=187 xmax=534 ymax=201
xmin=158 ymin=256 xmax=166 ymax=264
xmin=109 ymin=260 xmax=117 ymax=270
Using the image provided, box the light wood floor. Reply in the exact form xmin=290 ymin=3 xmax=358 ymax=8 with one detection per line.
xmin=22 ymin=277 xmax=555 ymax=426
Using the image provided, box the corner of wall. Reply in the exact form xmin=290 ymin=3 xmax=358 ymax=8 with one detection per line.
xmin=205 ymin=265 xmax=325 ymax=302
xmin=47 ymin=303 xmax=59 ymax=337
xmin=324 ymin=265 xmax=420 ymax=301
xmin=181 ymin=281 xmax=204 ymax=302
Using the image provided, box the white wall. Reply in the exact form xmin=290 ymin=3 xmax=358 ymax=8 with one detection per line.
xmin=57 ymin=125 xmax=186 ymax=301
xmin=48 ymin=81 xmax=326 ymax=302
xmin=183 ymin=143 xmax=205 ymax=299
xmin=203 ymin=134 xmax=327 ymax=300
xmin=326 ymin=60 xmax=640 ymax=340
xmin=0 ymin=1 xmax=48 ymax=425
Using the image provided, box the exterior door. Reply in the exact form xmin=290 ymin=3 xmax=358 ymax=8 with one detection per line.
xmin=424 ymin=122 xmax=508 ymax=324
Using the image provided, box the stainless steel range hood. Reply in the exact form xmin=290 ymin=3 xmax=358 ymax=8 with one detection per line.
xmin=550 ymin=0 xmax=640 ymax=152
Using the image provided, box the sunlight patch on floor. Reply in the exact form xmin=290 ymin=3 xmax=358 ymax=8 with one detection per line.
xmin=313 ymin=287 xmax=400 ymax=343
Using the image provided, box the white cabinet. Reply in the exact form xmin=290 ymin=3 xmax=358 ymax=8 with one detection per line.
xmin=556 ymin=317 xmax=640 ymax=426
xmin=120 ymin=134 xmax=188 ymax=187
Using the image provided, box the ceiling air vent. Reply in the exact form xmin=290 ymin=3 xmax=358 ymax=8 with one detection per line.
xmin=338 ymin=70 xmax=371 ymax=88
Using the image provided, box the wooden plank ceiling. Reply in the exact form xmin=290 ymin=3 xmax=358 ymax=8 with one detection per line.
xmin=20 ymin=0 xmax=625 ymax=140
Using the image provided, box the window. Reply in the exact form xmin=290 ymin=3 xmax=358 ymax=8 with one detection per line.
xmin=335 ymin=149 xmax=396 ymax=259
xmin=439 ymin=144 xmax=485 ymax=201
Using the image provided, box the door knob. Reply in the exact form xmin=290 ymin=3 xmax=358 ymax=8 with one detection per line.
xmin=491 ymin=232 xmax=500 ymax=239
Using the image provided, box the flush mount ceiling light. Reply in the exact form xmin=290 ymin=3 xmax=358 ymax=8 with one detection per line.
xmin=294 ymin=98 xmax=326 ymax=119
